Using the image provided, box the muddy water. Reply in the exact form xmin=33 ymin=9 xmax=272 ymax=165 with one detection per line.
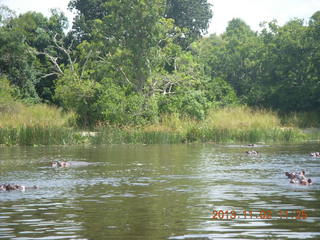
xmin=0 ymin=143 xmax=319 ymax=239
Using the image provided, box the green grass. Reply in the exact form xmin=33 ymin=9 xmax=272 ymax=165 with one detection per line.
xmin=0 ymin=104 xmax=314 ymax=146
xmin=104 ymin=106 xmax=305 ymax=144
xmin=91 ymin=125 xmax=305 ymax=145
xmin=92 ymin=126 xmax=185 ymax=144
xmin=280 ymin=111 xmax=320 ymax=128
xmin=0 ymin=102 xmax=81 ymax=146
xmin=56 ymin=106 xmax=314 ymax=145
xmin=204 ymin=106 xmax=281 ymax=129
xmin=0 ymin=102 xmax=76 ymax=128
xmin=0 ymin=126 xmax=85 ymax=146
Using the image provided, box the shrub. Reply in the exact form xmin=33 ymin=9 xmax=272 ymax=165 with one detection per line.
xmin=55 ymin=69 xmax=102 ymax=126
xmin=97 ymin=79 xmax=158 ymax=126
xmin=205 ymin=106 xmax=280 ymax=130
xmin=0 ymin=103 xmax=75 ymax=128
xmin=158 ymin=89 xmax=210 ymax=120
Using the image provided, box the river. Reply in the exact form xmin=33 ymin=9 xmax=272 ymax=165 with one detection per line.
xmin=0 ymin=143 xmax=319 ymax=239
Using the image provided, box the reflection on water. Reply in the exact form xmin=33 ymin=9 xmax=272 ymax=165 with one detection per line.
xmin=0 ymin=143 xmax=320 ymax=239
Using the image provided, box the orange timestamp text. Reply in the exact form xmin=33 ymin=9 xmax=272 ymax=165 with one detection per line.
xmin=211 ymin=209 xmax=308 ymax=220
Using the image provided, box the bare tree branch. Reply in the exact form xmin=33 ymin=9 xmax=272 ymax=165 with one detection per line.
xmin=53 ymin=34 xmax=75 ymax=72
xmin=119 ymin=67 xmax=133 ymax=86
xmin=39 ymin=72 xmax=60 ymax=79
xmin=36 ymin=50 xmax=64 ymax=76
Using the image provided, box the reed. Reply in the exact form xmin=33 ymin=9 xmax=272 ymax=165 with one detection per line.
xmin=91 ymin=126 xmax=305 ymax=145
xmin=0 ymin=126 xmax=84 ymax=146
xmin=0 ymin=103 xmax=76 ymax=128
xmin=91 ymin=106 xmax=306 ymax=144
xmin=280 ymin=111 xmax=320 ymax=128
xmin=92 ymin=126 xmax=185 ymax=145
xmin=182 ymin=126 xmax=304 ymax=143
xmin=0 ymin=102 xmax=81 ymax=146
xmin=0 ymin=104 xmax=310 ymax=146
xmin=204 ymin=106 xmax=280 ymax=130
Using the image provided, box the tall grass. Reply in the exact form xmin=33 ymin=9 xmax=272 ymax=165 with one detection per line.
xmin=280 ymin=111 xmax=320 ymax=128
xmin=0 ymin=103 xmax=76 ymax=128
xmin=92 ymin=107 xmax=306 ymax=144
xmin=92 ymin=125 xmax=304 ymax=145
xmin=0 ymin=102 xmax=81 ymax=145
xmin=92 ymin=126 xmax=184 ymax=145
xmin=0 ymin=104 xmax=311 ymax=145
xmin=204 ymin=106 xmax=280 ymax=130
xmin=0 ymin=126 xmax=84 ymax=146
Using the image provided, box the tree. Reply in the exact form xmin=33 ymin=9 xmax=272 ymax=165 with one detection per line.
xmin=259 ymin=18 xmax=320 ymax=111
xmin=0 ymin=9 xmax=68 ymax=103
xmin=69 ymin=0 xmax=213 ymax=48
xmin=221 ymin=18 xmax=262 ymax=101
xmin=0 ymin=76 xmax=16 ymax=112
xmin=165 ymin=0 xmax=212 ymax=48
xmin=307 ymin=11 xmax=320 ymax=110
xmin=0 ymin=4 xmax=15 ymax=26
xmin=196 ymin=14 xmax=320 ymax=112
xmin=68 ymin=0 xmax=106 ymax=43
xmin=195 ymin=19 xmax=262 ymax=105
xmin=69 ymin=0 xmax=166 ymax=92
xmin=0 ymin=19 xmax=39 ymax=101
xmin=55 ymin=68 xmax=102 ymax=126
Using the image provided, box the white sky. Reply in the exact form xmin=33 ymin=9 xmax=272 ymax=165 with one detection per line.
xmin=207 ymin=0 xmax=320 ymax=35
xmin=2 ymin=0 xmax=320 ymax=35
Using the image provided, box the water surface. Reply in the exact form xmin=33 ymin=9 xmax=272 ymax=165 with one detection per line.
xmin=0 ymin=143 xmax=320 ymax=239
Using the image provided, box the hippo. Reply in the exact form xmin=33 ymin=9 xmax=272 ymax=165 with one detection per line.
xmin=285 ymin=171 xmax=297 ymax=179
xmin=285 ymin=170 xmax=313 ymax=186
xmin=51 ymin=161 xmax=71 ymax=168
xmin=247 ymin=144 xmax=257 ymax=147
xmin=246 ymin=150 xmax=258 ymax=155
xmin=0 ymin=184 xmax=37 ymax=192
xmin=310 ymin=152 xmax=320 ymax=157
xmin=300 ymin=178 xmax=313 ymax=185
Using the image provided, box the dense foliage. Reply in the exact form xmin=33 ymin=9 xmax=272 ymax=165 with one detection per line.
xmin=0 ymin=2 xmax=319 ymax=127
xmin=195 ymin=16 xmax=320 ymax=111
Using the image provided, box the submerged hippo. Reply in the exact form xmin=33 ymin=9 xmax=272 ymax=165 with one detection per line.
xmin=51 ymin=160 xmax=93 ymax=168
xmin=285 ymin=171 xmax=297 ymax=179
xmin=290 ymin=177 xmax=313 ymax=185
xmin=286 ymin=170 xmax=306 ymax=180
xmin=300 ymin=178 xmax=313 ymax=185
xmin=0 ymin=184 xmax=37 ymax=192
xmin=247 ymin=144 xmax=257 ymax=147
xmin=310 ymin=152 xmax=320 ymax=157
xmin=51 ymin=161 xmax=71 ymax=168
xmin=285 ymin=170 xmax=313 ymax=186
xmin=246 ymin=150 xmax=258 ymax=155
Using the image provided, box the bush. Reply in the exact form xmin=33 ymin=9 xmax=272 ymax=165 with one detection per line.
xmin=0 ymin=103 xmax=75 ymax=128
xmin=55 ymin=69 xmax=102 ymax=126
xmin=0 ymin=76 xmax=17 ymax=113
xmin=158 ymin=89 xmax=210 ymax=120
xmin=280 ymin=111 xmax=320 ymax=128
xmin=97 ymin=80 xmax=158 ymax=125
xmin=203 ymin=77 xmax=238 ymax=107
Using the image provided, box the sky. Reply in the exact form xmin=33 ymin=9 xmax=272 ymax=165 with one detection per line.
xmin=207 ymin=0 xmax=320 ymax=34
xmin=2 ymin=0 xmax=320 ymax=35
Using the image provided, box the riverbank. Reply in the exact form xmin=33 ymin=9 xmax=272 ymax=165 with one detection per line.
xmin=91 ymin=126 xmax=307 ymax=145
xmin=1 ymin=125 xmax=318 ymax=146
xmin=1 ymin=105 xmax=319 ymax=146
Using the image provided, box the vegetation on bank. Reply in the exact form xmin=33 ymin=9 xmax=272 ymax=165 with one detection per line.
xmin=0 ymin=102 xmax=81 ymax=145
xmin=0 ymin=2 xmax=319 ymax=146
xmin=91 ymin=107 xmax=310 ymax=145
xmin=0 ymin=103 xmax=75 ymax=128
xmin=0 ymin=126 xmax=83 ymax=146
xmin=0 ymin=104 xmax=317 ymax=146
